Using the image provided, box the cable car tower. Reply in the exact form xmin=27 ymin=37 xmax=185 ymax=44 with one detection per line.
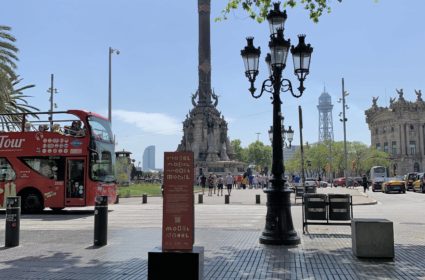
xmin=317 ymin=87 xmax=334 ymax=142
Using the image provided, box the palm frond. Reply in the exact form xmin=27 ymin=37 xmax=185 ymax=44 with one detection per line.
xmin=0 ymin=42 xmax=19 ymax=54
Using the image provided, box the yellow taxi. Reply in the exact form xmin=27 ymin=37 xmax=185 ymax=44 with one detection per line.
xmin=404 ymin=172 xmax=418 ymax=191
xmin=382 ymin=177 xmax=406 ymax=194
xmin=413 ymin=172 xmax=425 ymax=193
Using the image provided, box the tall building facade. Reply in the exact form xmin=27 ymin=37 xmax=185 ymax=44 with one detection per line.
xmin=365 ymin=89 xmax=425 ymax=175
xmin=317 ymin=88 xmax=334 ymax=142
xmin=143 ymin=145 xmax=155 ymax=171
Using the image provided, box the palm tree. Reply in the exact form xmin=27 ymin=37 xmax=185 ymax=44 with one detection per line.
xmin=0 ymin=76 xmax=38 ymax=131
xmin=0 ymin=26 xmax=38 ymax=130
xmin=0 ymin=25 xmax=18 ymax=80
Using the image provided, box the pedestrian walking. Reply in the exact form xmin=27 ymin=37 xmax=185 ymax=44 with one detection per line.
xmin=362 ymin=174 xmax=368 ymax=193
xmin=212 ymin=173 xmax=217 ymax=194
xmin=241 ymin=175 xmax=248 ymax=190
xmin=225 ymin=173 xmax=234 ymax=196
xmin=207 ymin=173 xmax=214 ymax=196
xmin=217 ymin=176 xmax=224 ymax=196
xmin=200 ymin=174 xmax=206 ymax=195
xmin=253 ymin=175 xmax=259 ymax=189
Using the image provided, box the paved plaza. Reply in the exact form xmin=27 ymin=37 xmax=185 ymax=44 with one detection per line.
xmin=0 ymin=187 xmax=424 ymax=279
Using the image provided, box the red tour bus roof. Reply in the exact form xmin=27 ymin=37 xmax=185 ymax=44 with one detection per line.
xmin=66 ymin=110 xmax=108 ymax=121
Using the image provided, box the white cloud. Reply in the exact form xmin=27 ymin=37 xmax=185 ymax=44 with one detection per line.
xmin=113 ymin=109 xmax=181 ymax=135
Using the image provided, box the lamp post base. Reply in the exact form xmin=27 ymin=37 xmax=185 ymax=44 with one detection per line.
xmin=259 ymin=187 xmax=300 ymax=246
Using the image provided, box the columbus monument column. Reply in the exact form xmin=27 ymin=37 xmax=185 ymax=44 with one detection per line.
xmin=198 ymin=0 xmax=212 ymax=107
xmin=177 ymin=0 xmax=244 ymax=177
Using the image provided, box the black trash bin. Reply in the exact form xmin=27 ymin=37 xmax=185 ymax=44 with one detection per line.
xmin=303 ymin=194 xmax=327 ymax=220
xmin=328 ymin=194 xmax=351 ymax=221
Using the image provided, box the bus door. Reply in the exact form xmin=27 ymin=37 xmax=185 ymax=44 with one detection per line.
xmin=65 ymin=158 xmax=86 ymax=206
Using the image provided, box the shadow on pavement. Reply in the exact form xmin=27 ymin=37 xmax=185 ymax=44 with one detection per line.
xmin=303 ymin=233 xmax=352 ymax=239
xmin=203 ymin=242 xmax=425 ymax=279
xmin=0 ymin=252 xmax=148 ymax=279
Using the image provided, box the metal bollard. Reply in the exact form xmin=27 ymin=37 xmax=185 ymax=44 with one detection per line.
xmin=142 ymin=194 xmax=147 ymax=204
xmin=5 ymin=197 xmax=21 ymax=247
xmin=198 ymin=193 xmax=203 ymax=204
xmin=225 ymin=194 xmax=230 ymax=204
xmin=256 ymin=194 xmax=261 ymax=204
xmin=94 ymin=195 xmax=108 ymax=246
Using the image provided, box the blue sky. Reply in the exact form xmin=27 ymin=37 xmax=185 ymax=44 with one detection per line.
xmin=3 ymin=0 xmax=425 ymax=168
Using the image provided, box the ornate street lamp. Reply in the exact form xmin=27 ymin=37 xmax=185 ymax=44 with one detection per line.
xmin=241 ymin=3 xmax=313 ymax=246
xmin=268 ymin=117 xmax=294 ymax=148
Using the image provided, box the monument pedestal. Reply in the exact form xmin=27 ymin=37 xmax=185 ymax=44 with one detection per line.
xmin=148 ymin=246 xmax=204 ymax=280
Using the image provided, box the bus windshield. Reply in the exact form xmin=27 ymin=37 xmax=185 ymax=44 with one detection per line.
xmin=374 ymin=167 xmax=386 ymax=174
xmin=88 ymin=116 xmax=115 ymax=183
xmin=88 ymin=116 xmax=113 ymax=143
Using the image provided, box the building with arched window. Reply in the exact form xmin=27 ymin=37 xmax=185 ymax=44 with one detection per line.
xmin=365 ymin=89 xmax=425 ymax=175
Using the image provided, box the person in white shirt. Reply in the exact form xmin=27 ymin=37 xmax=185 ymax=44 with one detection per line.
xmin=225 ymin=173 xmax=234 ymax=195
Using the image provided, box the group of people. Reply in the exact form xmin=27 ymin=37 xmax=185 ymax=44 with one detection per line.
xmin=36 ymin=120 xmax=86 ymax=137
xmin=198 ymin=173 xmax=270 ymax=196
xmin=199 ymin=173 xmax=232 ymax=196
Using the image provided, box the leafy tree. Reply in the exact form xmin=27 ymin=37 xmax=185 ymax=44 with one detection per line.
xmin=246 ymin=140 xmax=272 ymax=171
xmin=219 ymin=0 xmax=343 ymax=23
xmin=231 ymin=139 xmax=247 ymax=162
xmin=285 ymin=141 xmax=391 ymax=179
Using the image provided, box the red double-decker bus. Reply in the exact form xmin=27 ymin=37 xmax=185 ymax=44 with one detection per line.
xmin=0 ymin=110 xmax=117 ymax=213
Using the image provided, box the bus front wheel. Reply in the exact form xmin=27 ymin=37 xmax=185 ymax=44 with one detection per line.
xmin=22 ymin=191 xmax=44 ymax=213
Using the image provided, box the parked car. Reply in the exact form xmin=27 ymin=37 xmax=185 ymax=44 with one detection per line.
xmin=333 ymin=177 xmax=346 ymax=187
xmin=333 ymin=177 xmax=356 ymax=187
xmin=305 ymin=178 xmax=318 ymax=186
xmin=304 ymin=178 xmax=318 ymax=193
xmin=318 ymin=181 xmax=329 ymax=188
xmin=413 ymin=172 xmax=425 ymax=193
xmin=382 ymin=177 xmax=406 ymax=194
xmin=404 ymin=172 xmax=418 ymax=191
xmin=351 ymin=177 xmax=363 ymax=187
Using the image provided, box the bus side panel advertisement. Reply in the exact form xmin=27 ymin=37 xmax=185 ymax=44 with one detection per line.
xmin=162 ymin=152 xmax=194 ymax=251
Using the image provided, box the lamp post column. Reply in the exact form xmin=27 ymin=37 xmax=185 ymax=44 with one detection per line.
xmin=108 ymin=47 xmax=112 ymax=123
xmin=241 ymin=3 xmax=312 ymax=246
xmin=259 ymin=68 xmax=300 ymax=246
xmin=342 ymin=78 xmax=348 ymax=186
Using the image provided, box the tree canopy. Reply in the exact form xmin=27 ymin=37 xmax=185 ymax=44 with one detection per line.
xmin=285 ymin=141 xmax=391 ymax=178
xmin=219 ymin=0 xmax=343 ymax=23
